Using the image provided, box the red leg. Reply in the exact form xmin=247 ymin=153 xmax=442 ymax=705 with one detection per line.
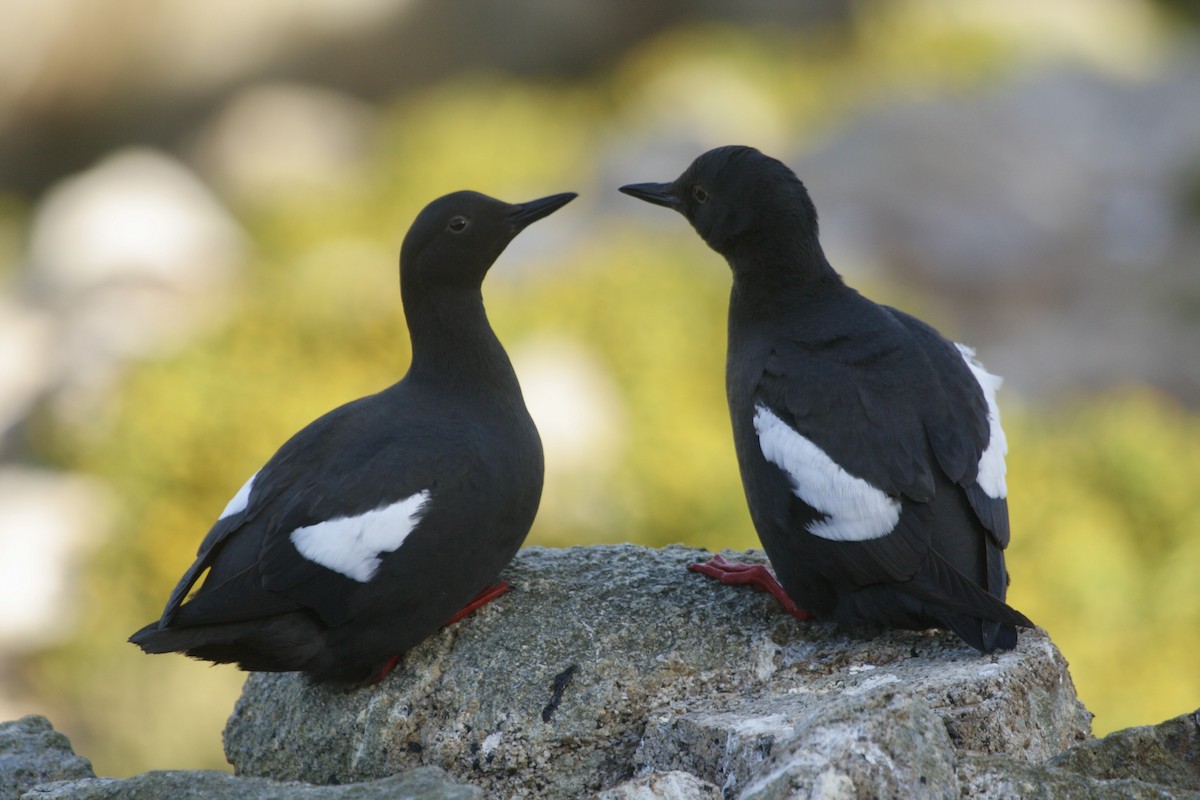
xmin=444 ymin=580 xmax=512 ymax=625
xmin=688 ymin=554 xmax=813 ymax=620
xmin=369 ymin=581 xmax=514 ymax=684
xmin=367 ymin=654 xmax=402 ymax=685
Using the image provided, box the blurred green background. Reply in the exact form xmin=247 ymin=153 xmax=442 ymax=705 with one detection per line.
xmin=1 ymin=0 xmax=1198 ymax=778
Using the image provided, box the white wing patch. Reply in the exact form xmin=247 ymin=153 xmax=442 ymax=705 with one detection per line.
xmin=955 ymin=344 xmax=1008 ymax=500
xmin=289 ymin=490 xmax=431 ymax=582
xmin=218 ymin=470 xmax=258 ymax=520
xmin=753 ymin=405 xmax=901 ymax=542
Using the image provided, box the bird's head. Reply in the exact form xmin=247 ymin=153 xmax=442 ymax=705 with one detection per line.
xmin=620 ymin=146 xmax=820 ymax=260
xmin=400 ymin=190 xmax=576 ymax=290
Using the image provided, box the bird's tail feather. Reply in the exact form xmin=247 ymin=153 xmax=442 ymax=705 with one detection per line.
xmin=902 ymin=550 xmax=1033 ymax=653
xmin=129 ymin=614 xmax=323 ymax=673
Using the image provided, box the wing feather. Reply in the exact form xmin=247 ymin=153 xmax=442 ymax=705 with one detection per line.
xmin=751 ymin=302 xmax=1011 ymax=594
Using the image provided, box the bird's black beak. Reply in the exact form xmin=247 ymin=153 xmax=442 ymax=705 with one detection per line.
xmin=618 ymin=182 xmax=682 ymax=211
xmin=509 ymin=192 xmax=577 ymax=231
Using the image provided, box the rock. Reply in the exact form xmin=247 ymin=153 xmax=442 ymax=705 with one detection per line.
xmin=633 ymin=610 xmax=1085 ymax=791
xmin=225 ymin=544 xmax=1090 ymax=798
xmin=955 ymin=707 xmax=1200 ymax=799
xmin=595 ymin=770 xmax=722 ymax=800
xmin=0 ymin=471 xmax=110 ymax=652
xmin=9 ymin=544 xmax=1200 ymax=798
xmin=25 ymin=147 xmax=246 ymax=421
xmin=957 ymin=755 xmax=1200 ymax=800
xmin=1048 ymin=709 xmax=1200 ymax=792
xmin=21 ymin=767 xmax=478 ymax=800
xmin=734 ymin=688 xmax=959 ymax=799
xmin=191 ymin=83 xmax=377 ymax=202
xmin=792 ymin=56 xmax=1200 ymax=402
xmin=0 ymin=716 xmax=94 ymax=800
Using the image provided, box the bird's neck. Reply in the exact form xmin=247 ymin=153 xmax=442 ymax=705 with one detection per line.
xmin=726 ymin=237 xmax=844 ymax=324
xmin=402 ymin=286 xmax=520 ymax=393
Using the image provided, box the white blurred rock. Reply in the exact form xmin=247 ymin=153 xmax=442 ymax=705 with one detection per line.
xmin=512 ymin=336 xmax=625 ymax=472
xmin=511 ymin=336 xmax=627 ymax=539
xmin=192 ymin=82 xmax=378 ymax=201
xmin=30 ymin=147 xmax=243 ymax=298
xmin=26 ymin=148 xmax=246 ymax=418
xmin=0 ymin=469 xmax=109 ymax=650
xmin=0 ymin=298 xmax=55 ymax=437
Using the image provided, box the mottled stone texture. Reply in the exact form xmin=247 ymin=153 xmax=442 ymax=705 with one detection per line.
xmin=21 ymin=768 xmax=478 ymax=800
xmin=13 ymin=546 xmax=1200 ymax=798
xmin=224 ymin=545 xmax=1090 ymax=798
xmin=0 ymin=717 xmax=94 ymax=800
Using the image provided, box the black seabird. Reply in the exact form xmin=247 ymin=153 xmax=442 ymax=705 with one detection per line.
xmin=621 ymin=146 xmax=1032 ymax=652
xmin=130 ymin=190 xmax=575 ymax=684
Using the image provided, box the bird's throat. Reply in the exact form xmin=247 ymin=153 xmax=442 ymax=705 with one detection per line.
xmin=403 ymin=289 xmax=516 ymax=392
xmin=728 ymin=257 xmax=843 ymax=325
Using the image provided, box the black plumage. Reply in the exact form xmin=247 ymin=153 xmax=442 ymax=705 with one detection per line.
xmin=130 ymin=190 xmax=575 ymax=684
xmin=621 ymin=146 xmax=1032 ymax=652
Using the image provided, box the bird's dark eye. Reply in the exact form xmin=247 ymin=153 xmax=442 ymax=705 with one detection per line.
xmin=448 ymin=216 xmax=469 ymax=233
xmin=692 ymin=185 xmax=709 ymax=204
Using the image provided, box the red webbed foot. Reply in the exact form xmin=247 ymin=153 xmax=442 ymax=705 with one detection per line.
xmin=688 ymin=554 xmax=813 ymax=620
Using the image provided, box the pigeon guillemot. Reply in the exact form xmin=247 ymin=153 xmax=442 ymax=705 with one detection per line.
xmin=620 ymin=146 xmax=1032 ymax=652
xmin=130 ymin=190 xmax=575 ymax=684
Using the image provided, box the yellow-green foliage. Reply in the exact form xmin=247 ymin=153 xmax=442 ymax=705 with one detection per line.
xmin=1005 ymin=390 xmax=1200 ymax=735
xmin=27 ymin=14 xmax=1196 ymax=777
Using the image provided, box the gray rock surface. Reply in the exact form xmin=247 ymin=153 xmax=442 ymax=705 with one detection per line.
xmin=734 ymin=687 xmax=959 ymax=799
xmin=225 ymin=544 xmax=1090 ymax=798
xmin=8 ymin=546 xmax=1200 ymax=798
xmin=0 ymin=716 xmax=94 ymax=800
xmin=595 ymin=770 xmax=722 ymax=800
xmin=20 ymin=767 xmax=478 ymax=800
xmin=1048 ymin=709 xmax=1200 ymax=793
xmin=958 ymin=754 xmax=1200 ymax=800
xmin=791 ymin=57 xmax=1200 ymax=402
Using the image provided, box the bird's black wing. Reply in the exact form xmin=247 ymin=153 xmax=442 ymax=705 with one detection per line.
xmin=752 ymin=330 xmax=930 ymax=587
xmin=887 ymin=307 xmax=1010 ymax=549
xmin=157 ymin=465 xmax=293 ymax=628
xmin=160 ymin=390 xmax=462 ymax=630
xmin=255 ymin=421 xmax=470 ymax=628
xmin=750 ymin=300 xmax=1003 ymax=588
